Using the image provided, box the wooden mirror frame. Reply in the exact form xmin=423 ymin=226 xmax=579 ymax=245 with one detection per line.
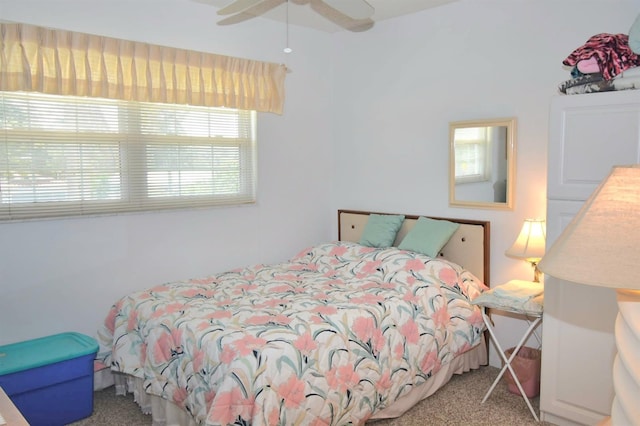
xmin=449 ymin=117 xmax=516 ymax=210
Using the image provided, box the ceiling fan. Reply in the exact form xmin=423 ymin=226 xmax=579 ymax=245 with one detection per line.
xmin=215 ymin=0 xmax=375 ymax=32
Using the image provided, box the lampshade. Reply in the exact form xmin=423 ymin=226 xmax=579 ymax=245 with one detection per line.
xmin=538 ymin=164 xmax=640 ymax=426
xmin=538 ymin=165 xmax=640 ymax=289
xmin=505 ymin=219 xmax=546 ymax=262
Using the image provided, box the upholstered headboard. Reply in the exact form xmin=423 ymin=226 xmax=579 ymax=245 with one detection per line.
xmin=338 ymin=209 xmax=491 ymax=286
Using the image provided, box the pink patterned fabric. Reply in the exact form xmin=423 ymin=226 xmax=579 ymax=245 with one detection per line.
xmin=563 ymin=33 xmax=640 ymax=80
xmin=96 ymin=241 xmax=487 ymax=425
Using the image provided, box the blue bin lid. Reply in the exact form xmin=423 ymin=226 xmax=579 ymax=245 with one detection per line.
xmin=0 ymin=332 xmax=98 ymax=375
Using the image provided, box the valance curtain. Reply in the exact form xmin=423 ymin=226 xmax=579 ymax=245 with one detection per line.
xmin=0 ymin=23 xmax=286 ymax=114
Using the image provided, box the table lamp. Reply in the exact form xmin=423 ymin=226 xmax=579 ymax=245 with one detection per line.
xmin=505 ymin=219 xmax=546 ymax=282
xmin=537 ymin=165 xmax=640 ymax=426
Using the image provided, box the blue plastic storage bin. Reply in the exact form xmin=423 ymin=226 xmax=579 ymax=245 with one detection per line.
xmin=0 ymin=332 xmax=98 ymax=426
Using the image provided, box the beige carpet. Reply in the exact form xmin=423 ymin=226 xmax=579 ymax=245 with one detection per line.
xmin=71 ymin=366 xmax=556 ymax=425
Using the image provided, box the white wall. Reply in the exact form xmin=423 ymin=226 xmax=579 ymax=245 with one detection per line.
xmin=328 ymin=0 xmax=640 ymax=364
xmin=0 ymin=0 xmax=638 ymax=368
xmin=0 ymin=0 xmax=336 ymax=345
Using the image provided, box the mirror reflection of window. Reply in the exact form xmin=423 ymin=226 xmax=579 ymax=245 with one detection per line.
xmin=454 ymin=127 xmax=491 ymax=184
xmin=449 ymin=117 xmax=515 ymax=210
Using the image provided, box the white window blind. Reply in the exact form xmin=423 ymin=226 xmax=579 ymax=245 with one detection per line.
xmin=453 ymin=126 xmax=491 ymax=184
xmin=0 ymin=91 xmax=257 ymax=221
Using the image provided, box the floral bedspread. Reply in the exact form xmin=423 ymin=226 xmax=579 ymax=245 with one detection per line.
xmin=96 ymin=241 xmax=487 ymax=425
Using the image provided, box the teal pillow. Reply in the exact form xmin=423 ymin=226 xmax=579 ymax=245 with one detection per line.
xmin=398 ymin=217 xmax=460 ymax=257
xmin=359 ymin=214 xmax=405 ymax=248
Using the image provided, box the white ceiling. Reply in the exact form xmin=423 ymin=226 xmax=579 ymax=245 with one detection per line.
xmin=193 ymin=0 xmax=459 ymax=33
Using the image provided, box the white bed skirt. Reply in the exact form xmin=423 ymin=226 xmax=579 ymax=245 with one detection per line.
xmin=94 ymin=340 xmax=487 ymax=426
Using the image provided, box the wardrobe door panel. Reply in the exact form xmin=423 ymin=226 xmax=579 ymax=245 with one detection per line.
xmin=548 ymin=92 xmax=640 ymax=201
xmin=540 ymin=200 xmax=617 ymax=425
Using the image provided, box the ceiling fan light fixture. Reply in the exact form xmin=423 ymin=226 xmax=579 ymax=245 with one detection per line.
xmin=214 ymin=0 xmax=375 ymax=32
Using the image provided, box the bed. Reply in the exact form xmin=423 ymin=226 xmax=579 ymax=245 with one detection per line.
xmin=94 ymin=209 xmax=491 ymax=425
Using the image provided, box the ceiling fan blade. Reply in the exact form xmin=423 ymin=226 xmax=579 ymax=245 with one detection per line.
xmin=217 ymin=0 xmax=264 ymax=15
xmin=322 ymin=0 xmax=373 ymax=20
xmin=217 ymin=0 xmax=286 ymax=24
xmin=310 ymin=0 xmax=374 ymax=32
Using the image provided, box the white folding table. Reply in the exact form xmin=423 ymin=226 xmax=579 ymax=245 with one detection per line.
xmin=479 ymin=301 xmax=543 ymax=421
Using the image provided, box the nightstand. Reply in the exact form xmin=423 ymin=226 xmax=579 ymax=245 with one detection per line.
xmin=472 ymin=279 xmax=544 ymax=421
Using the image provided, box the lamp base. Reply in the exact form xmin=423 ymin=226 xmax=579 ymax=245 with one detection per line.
xmin=610 ymin=289 xmax=640 ymax=426
xmin=532 ymin=262 xmax=541 ymax=283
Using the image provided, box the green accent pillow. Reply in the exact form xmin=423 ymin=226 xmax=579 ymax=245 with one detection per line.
xmin=359 ymin=214 xmax=405 ymax=248
xmin=398 ymin=216 xmax=460 ymax=257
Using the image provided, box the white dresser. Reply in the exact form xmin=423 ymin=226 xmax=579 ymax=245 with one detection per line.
xmin=541 ymin=90 xmax=640 ymax=425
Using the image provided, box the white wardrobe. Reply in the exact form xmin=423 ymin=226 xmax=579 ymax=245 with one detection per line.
xmin=541 ymin=90 xmax=640 ymax=425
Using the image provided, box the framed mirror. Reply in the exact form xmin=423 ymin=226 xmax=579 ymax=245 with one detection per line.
xmin=449 ymin=117 xmax=516 ymax=210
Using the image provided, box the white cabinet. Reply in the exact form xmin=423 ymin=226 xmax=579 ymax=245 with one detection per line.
xmin=541 ymin=90 xmax=640 ymax=426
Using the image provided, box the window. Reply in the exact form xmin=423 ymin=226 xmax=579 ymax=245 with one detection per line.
xmin=453 ymin=126 xmax=492 ymax=184
xmin=0 ymin=91 xmax=257 ymax=221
